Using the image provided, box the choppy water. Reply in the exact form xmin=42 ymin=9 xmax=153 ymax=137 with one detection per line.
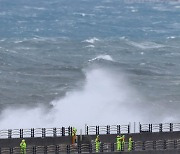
xmin=0 ymin=0 xmax=180 ymax=129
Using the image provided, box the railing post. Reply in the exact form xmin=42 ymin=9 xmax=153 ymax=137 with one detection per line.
xmin=71 ymin=127 xmax=72 ymax=136
xmin=86 ymin=126 xmax=89 ymax=135
xmin=0 ymin=147 xmax=1 ymax=154
xmin=96 ymin=126 xmax=99 ymax=135
xmin=149 ymin=124 xmax=151 ymax=132
xmin=44 ymin=128 xmax=46 ymax=137
xmin=163 ymin=140 xmax=167 ymax=149
xmin=20 ymin=129 xmax=21 ymax=138
xmin=142 ymin=141 xmax=145 ymax=150
xmin=111 ymin=143 xmax=114 ymax=152
xmin=10 ymin=147 xmax=13 ymax=154
xmin=8 ymin=129 xmax=12 ymax=139
xmin=44 ymin=146 xmax=47 ymax=154
xmin=170 ymin=123 xmax=173 ymax=132
xmin=68 ymin=127 xmax=70 ymax=136
xmin=42 ymin=128 xmax=46 ymax=138
xmin=33 ymin=146 xmax=36 ymax=154
xmin=31 ymin=128 xmax=34 ymax=138
xmin=62 ymin=127 xmax=65 ymax=136
xmin=53 ymin=128 xmax=57 ymax=137
xmin=78 ymin=144 xmax=81 ymax=153
xmin=132 ymin=141 xmax=135 ymax=151
xmin=153 ymin=141 xmax=156 ymax=150
xmin=139 ymin=124 xmax=142 ymax=133
xmin=150 ymin=124 xmax=153 ymax=132
xmin=174 ymin=140 xmax=177 ymax=149
xmin=159 ymin=123 xmax=163 ymax=132
xmin=67 ymin=145 xmax=70 ymax=153
xmin=128 ymin=124 xmax=130 ymax=133
xmin=68 ymin=127 xmax=72 ymax=136
xmin=89 ymin=144 xmax=92 ymax=153
xmin=100 ymin=143 xmax=103 ymax=153
xmin=20 ymin=129 xmax=23 ymax=138
xmin=117 ymin=125 xmax=120 ymax=134
xmin=107 ymin=125 xmax=110 ymax=134
xmin=55 ymin=145 xmax=59 ymax=154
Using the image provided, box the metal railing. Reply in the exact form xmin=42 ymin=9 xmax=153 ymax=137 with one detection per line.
xmin=0 ymin=127 xmax=73 ymax=139
xmin=1 ymin=139 xmax=180 ymax=153
xmin=86 ymin=124 xmax=130 ymax=135
xmin=139 ymin=123 xmax=180 ymax=133
xmin=86 ymin=123 xmax=180 ymax=135
xmin=0 ymin=122 xmax=180 ymax=139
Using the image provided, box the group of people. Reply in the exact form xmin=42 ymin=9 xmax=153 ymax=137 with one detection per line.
xmin=19 ymin=128 xmax=133 ymax=153
xmin=19 ymin=127 xmax=77 ymax=154
xmin=116 ymin=135 xmax=133 ymax=151
xmin=95 ymin=135 xmax=133 ymax=152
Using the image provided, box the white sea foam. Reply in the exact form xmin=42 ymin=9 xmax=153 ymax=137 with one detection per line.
xmin=0 ymin=68 xmax=145 ymax=130
xmin=166 ymin=36 xmax=176 ymax=39
xmin=153 ymin=6 xmax=171 ymax=12
xmin=175 ymin=5 xmax=180 ymax=8
xmin=88 ymin=55 xmax=114 ymax=62
xmin=74 ymin=12 xmax=95 ymax=17
xmin=94 ymin=6 xmax=113 ymax=9
xmin=83 ymin=37 xmax=99 ymax=44
xmin=14 ymin=40 xmax=24 ymax=44
xmin=24 ymin=6 xmax=46 ymax=11
xmin=131 ymin=9 xmax=138 ymax=12
xmin=0 ymin=39 xmax=6 ymax=42
xmin=0 ymin=67 xmax=178 ymax=130
xmin=85 ymin=45 xmax=95 ymax=48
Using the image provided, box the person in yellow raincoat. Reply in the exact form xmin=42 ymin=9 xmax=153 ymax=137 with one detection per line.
xmin=95 ymin=135 xmax=101 ymax=152
xmin=20 ymin=139 xmax=26 ymax=154
xmin=72 ymin=127 xmax=77 ymax=144
xmin=121 ymin=135 xmax=125 ymax=151
xmin=128 ymin=136 xmax=133 ymax=151
xmin=116 ymin=135 xmax=121 ymax=151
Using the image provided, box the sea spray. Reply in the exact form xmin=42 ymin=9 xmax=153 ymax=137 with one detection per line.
xmin=0 ymin=68 xmax=146 ymax=129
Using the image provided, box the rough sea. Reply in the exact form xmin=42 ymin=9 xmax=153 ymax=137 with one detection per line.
xmin=0 ymin=0 xmax=180 ymax=130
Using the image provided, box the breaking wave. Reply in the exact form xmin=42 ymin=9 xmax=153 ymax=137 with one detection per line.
xmin=88 ymin=55 xmax=114 ymax=62
xmin=127 ymin=41 xmax=165 ymax=49
xmin=0 ymin=68 xmax=146 ymax=129
xmin=82 ymin=37 xmax=99 ymax=44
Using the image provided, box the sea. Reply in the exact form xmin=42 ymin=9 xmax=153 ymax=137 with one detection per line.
xmin=0 ymin=0 xmax=180 ymax=130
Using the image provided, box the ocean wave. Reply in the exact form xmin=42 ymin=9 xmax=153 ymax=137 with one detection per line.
xmin=170 ymin=23 xmax=180 ymax=29
xmin=0 ymin=11 xmax=7 ymax=16
xmin=127 ymin=41 xmax=165 ymax=49
xmin=0 ymin=39 xmax=6 ymax=42
xmin=131 ymin=9 xmax=138 ymax=12
xmin=166 ymin=36 xmax=176 ymax=39
xmin=128 ymin=68 xmax=164 ymax=76
xmin=0 ymin=68 xmax=146 ymax=129
xmin=175 ymin=5 xmax=180 ymax=8
xmin=24 ymin=6 xmax=46 ymax=11
xmin=88 ymin=55 xmax=114 ymax=62
xmin=82 ymin=37 xmax=99 ymax=44
xmin=153 ymin=6 xmax=170 ymax=12
xmin=14 ymin=40 xmax=24 ymax=44
xmin=84 ymin=45 xmax=95 ymax=48
xmin=73 ymin=12 xmax=95 ymax=17
xmin=94 ymin=5 xmax=113 ymax=10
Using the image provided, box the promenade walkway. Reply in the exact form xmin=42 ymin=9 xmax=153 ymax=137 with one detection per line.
xmin=0 ymin=122 xmax=180 ymax=153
